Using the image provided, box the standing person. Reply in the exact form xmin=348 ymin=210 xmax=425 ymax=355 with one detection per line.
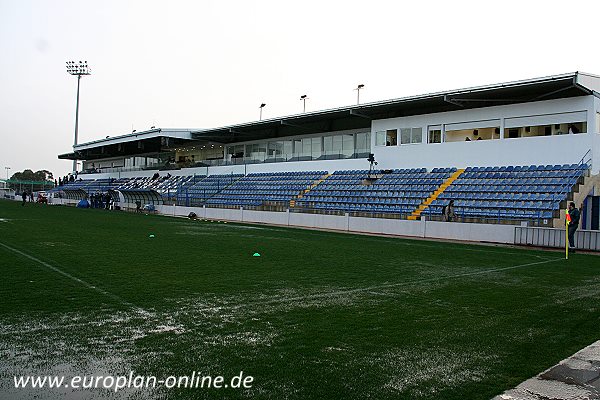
xmin=29 ymin=192 xmax=34 ymax=202
xmin=567 ymin=202 xmax=582 ymax=252
xmin=443 ymin=200 xmax=456 ymax=222
xmin=21 ymin=191 xmax=27 ymax=206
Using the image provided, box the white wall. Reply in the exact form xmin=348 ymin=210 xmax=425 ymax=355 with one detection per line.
xmin=374 ymin=133 xmax=595 ymax=171
xmin=372 ymin=96 xmax=598 ymax=171
xmin=154 ymin=205 xmax=516 ymax=245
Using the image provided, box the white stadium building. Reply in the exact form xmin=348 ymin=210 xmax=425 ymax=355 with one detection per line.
xmin=54 ymin=72 xmax=600 ymax=249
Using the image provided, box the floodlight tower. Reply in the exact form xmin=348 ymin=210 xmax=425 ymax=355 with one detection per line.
xmin=355 ymin=84 xmax=365 ymax=105
xmin=300 ymin=94 xmax=308 ymax=113
xmin=66 ymin=60 xmax=91 ymax=172
xmin=259 ymin=103 xmax=266 ymax=120
xmin=4 ymin=166 xmax=10 ymax=181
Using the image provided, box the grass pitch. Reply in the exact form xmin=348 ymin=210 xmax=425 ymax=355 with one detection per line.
xmin=1 ymin=199 xmax=599 ymax=399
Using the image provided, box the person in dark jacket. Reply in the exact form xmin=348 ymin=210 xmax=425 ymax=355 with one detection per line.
xmin=443 ymin=200 xmax=456 ymax=222
xmin=567 ymin=202 xmax=583 ymax=251
xmin=21 ymin=191 xmax=27 ymax=206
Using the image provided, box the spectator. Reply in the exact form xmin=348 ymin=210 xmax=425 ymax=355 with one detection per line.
xmin=29 ymin=192 xmax=34 ymax=202
xmin=442 ymin=200 xmax=456 ymax=222
xmin=21 ymin=191 xmax=27 ymax=206
xmin=567 ymin=202 xmax=583 ymax=252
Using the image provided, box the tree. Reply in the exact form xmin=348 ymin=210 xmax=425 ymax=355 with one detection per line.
xmin=8 ymin=169 xmax=55 ymax=192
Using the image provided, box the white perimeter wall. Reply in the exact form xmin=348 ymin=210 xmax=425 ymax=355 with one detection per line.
xmin=156 ymin=205 xmax=516 ymax=244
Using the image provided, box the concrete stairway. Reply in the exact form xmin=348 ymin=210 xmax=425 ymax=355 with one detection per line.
xmin=289 ymin=173 xmax=331 ymax=208
xmin=552 ymin=171 xmax=598 ymax=228
xmin=407 ymin=169 xmax=465 ymax=220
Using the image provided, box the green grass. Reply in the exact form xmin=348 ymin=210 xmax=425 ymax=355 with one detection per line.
xmin=1 ymin=199 xmax=599 ymax=399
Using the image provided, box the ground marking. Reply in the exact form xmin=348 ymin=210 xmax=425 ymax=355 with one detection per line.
xmin=0 ymin=242 xmax=148 ymax=315
xmin=196 ymin=257 xmax=564 ymax=313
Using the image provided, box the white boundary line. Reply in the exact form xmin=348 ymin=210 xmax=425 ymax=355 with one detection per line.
xmin=0 ymin=240 xmax=563 ymax=317
xmin=199 ymin=257 xmax=564 ymax=312
xmin=0 ymin=242 xmax=147 ymax=314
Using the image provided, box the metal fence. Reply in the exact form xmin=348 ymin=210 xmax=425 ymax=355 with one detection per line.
xmin=514 ymin=226 xmax=600 ymax=251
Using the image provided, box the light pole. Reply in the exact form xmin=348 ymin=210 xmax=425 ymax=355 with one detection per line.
xmin=355 ymin=84 xmax=365 ymax=105
xmin=4 ymin=166 xmax=10 ymax=181
xmin=66 ymin=60 xmax=91 ymax=173
xmin=300 ymin=94 xmax=308 ymax=113
xmin=259 ymin=103 xmax=266 ymax=120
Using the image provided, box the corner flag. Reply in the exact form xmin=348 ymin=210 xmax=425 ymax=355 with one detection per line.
xmin=565 ymin=209 xmax=571 ymax=259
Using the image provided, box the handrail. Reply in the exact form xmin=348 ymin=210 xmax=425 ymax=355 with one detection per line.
xmin=551 ymin=149 xmax=592 ymax=214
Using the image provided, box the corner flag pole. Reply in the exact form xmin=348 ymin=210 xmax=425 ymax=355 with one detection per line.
xmin=565 ymin=209 xmax=571 ymax=260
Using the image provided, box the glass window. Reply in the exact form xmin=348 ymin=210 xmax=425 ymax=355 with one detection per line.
xmin=375 ymin=131 xmax=386 ymax=146
xmin=428 ymin=129 xmax=441 ymax=143
xmin=234 ymin=145 xmax=244 ymax=158
xmin=400 ymin=128 xmax=411 ymax=144
xmin=355 ymin=132 xmax=370 ymax=152
xmin=324 ymin=136 xmax=333 ymax=152
xmin=342 ymin=134 xmax=354 ymax=157
xmin=293 ymin=139 xmax=302 ymax=157
xmin=268 ymin=141 xmax=282 ymax=158
xmin=283 ymin=140 xmax=293 ymax=158
xmin=302 ymin=138 xmax=312 ymax=157
xmin=311 ymin=137 xmax=321 ymax=158
xmin=246 ymin=143 xmax=259 ymax=160
xmin=386 ymin=129 xmax=398 ymax=146
xmin=411 ymin=127 xmax=422 ymax=144
xmin=332 ymin=135 xmax=343 ymax=153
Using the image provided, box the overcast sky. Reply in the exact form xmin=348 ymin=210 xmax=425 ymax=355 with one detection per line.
xmin=1 ymin=0 xmax=599 ymax=178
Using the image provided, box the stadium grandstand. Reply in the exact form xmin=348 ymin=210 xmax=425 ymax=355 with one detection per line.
xmin=51 ymin=72 xmax=600 ymax=248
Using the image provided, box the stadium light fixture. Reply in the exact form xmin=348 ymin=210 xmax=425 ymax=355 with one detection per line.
xmin=300 ymin=95 xmax=308 ymax=113
xmin=355 ymin=84 xmax=365 ymax=105
xmin=259 ymin=103 xmax=266 ymax=120
xmin=66 ymin=60 xmax=91 ymax=173
xmin=4 ymin=166 xmax=10 ymax=181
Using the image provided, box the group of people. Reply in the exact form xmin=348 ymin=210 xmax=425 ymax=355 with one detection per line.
xmin=20 ymin=191 xmax=33 ymax=206
xmin=151 ymin=172 xmax=171 ymax=182
xmin=89 ymin=192 xmax=113 ymax=209
xmin=56 ymin=173 xmax=77 ymax=187
xmin=20 ymin=191 xmax=46 ymax=205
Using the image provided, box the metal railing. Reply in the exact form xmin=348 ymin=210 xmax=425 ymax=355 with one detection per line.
xmin=515 ymin=225 xmax=600 ymax=251
xmin=551 ymin=149 xmax=591 ymax=214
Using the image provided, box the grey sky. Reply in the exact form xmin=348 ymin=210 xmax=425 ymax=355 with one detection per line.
xmin=1 ymin=0 xmax=599 ymax=179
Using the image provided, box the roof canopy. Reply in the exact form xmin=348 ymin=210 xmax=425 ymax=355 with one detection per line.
xmin=61 ymin=72 xmax=600 ymax=160
xmin=192 ymin=72 xmax=597 ymax=144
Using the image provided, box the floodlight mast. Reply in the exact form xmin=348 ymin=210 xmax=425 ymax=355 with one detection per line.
xmin=300 ymin=95 xmax=308 ymax=113
xmin=355 ymin=84 xmax=365 ymax=105
xmin=66 ymin=61 xmax=91 ymax=173
xmin=259 ymin=103 xmax=266 ymax=120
